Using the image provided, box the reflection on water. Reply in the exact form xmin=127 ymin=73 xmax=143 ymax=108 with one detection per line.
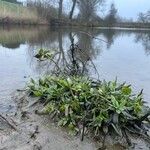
xmin=135 ymin=31 xmax=150 ymax=55
xmin=0 ymin=26 xmax=150 ymax=112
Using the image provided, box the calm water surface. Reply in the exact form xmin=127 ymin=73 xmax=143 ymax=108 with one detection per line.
xmin=0 ymin=26 xmax=150 ymax=112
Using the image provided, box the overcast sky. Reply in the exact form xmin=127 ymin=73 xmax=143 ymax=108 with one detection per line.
xmin=106 ymin=0 xmax=150 ymax=19
xmin=19 ymin=0 xmax=150 ymax=19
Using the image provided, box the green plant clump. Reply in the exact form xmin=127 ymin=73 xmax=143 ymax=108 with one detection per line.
xmin=34 ymin=48 xmax=53 ymax=61
xmin=28 ymin=76 xmax=150 ymax=141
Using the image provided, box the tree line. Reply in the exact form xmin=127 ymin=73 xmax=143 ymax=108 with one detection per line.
xmin=3 ymin=0 xmax=149 ymax=25
xmin=138 ymin=10 xmax=150 ymax=23
xmin=1 ymin=0 xmax=22 ymax=4
xmin=26 ymin=0 xmax=120 ymax=25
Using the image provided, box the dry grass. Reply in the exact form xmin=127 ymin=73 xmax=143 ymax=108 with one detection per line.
xmin=0 ymin=1 xmax=39 ymax=24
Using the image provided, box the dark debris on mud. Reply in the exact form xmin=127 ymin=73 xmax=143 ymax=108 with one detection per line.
xmin=0 ymin=91 xmax=150 ymax=150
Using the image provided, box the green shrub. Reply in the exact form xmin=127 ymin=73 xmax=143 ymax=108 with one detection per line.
xmin=28 ymin=76 xmax=150 ymax=140
xmin=34 ymin=48 xmax=53 ymax=60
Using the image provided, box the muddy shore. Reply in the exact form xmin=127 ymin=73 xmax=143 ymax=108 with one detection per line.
xmin=0 ymin=91 xmax=99 ymax=150
xmin=0 ymin=91 xmax=150 ymax=150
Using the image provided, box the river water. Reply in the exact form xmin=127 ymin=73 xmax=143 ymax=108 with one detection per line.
xmin=0 ymin=26 xmax=150 ymax=113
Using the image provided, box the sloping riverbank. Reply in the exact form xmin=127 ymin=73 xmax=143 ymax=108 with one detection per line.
xmin=0 ymin=26 xmax=150 ymax=150
xmin=0 ymin=91 xmax=99 ymax=150
xmin=0 ymin=91 xmax=149 ymax=150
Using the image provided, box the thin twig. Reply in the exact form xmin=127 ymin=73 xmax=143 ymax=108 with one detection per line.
xmin=79 ymin=31 xmax=108 ymax=43
xmin=0 ymin=114 xmax=17 ymax=131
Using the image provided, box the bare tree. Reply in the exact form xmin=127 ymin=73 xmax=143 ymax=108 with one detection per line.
xmin=78 ymin=0 xmax=105 ymax=22
xmin=58 ymin=0 xmax=63 ymax=19
xmin=138 ymin=13 xmax=146 ymax=23
xmin=69 ymin=0 xmax=77 ymax=20
xmin=138 ymin=10 xmax=150 ymax=23
xmin=105 ymin=3 xmax=118 ymax=25
xmin=26 ymin=0 xmax=58 ymax=20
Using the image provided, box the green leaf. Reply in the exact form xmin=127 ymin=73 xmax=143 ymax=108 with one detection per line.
xmin=39 ymin=78 xmax=45 ymax=86
xmin=122 ymin=111 xmax=136 ymax=120
xmin=111 ymin=96 xmax=119 ymax=108
xmin=30 ymin=78 xmax=35 ymax=84
xmin=65 ymin=104 xmax=69 ymax=117
xmin=33 ymin=90 xmax=42 ymax=97
xmin=67 ymin=78 xmax=72 ymax=85
xmin=42 ymin=103 xmax=55 ymax=114
xmin=111 ymin=123 xmax=122 ymax=136
xmin=122 ymin=86 xmax=132 ymax=95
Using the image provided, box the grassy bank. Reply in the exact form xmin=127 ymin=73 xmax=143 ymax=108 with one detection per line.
xmin=0 ymin=1 xmax=45 ymax=25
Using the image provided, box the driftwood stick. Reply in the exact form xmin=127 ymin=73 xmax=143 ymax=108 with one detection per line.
xmin=81 ymin=123 xmax=85 ymax=141
xmin=123 ymin=129 xmax=132 ymax=146
xmin=28 ymin=99 xmax=40 ymax=108
xmin=139 ymin=110 xmax=150 ymax=122
xmin=0 ymin=114 xmax=17 ymax=131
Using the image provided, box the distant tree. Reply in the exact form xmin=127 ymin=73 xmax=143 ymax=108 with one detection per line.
xmin=58 ymin=0 xmax=63 ymax=19
xmin=105 ymin=3 xmax=118 ymax=25
xmin=138 ymin=13 xmax=147 ymax=23
xmin=49 ymin=0 xmax=64 ymax=19
xmin=138 ymin=10 xmax=150 ymax=23
xmin=69 ymin=0 xmax=77 ymax=20
xmin=78 ymin=0 xmax=105 ymax=22
xmin=27 ymin=0 xmax=64 ymax=19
